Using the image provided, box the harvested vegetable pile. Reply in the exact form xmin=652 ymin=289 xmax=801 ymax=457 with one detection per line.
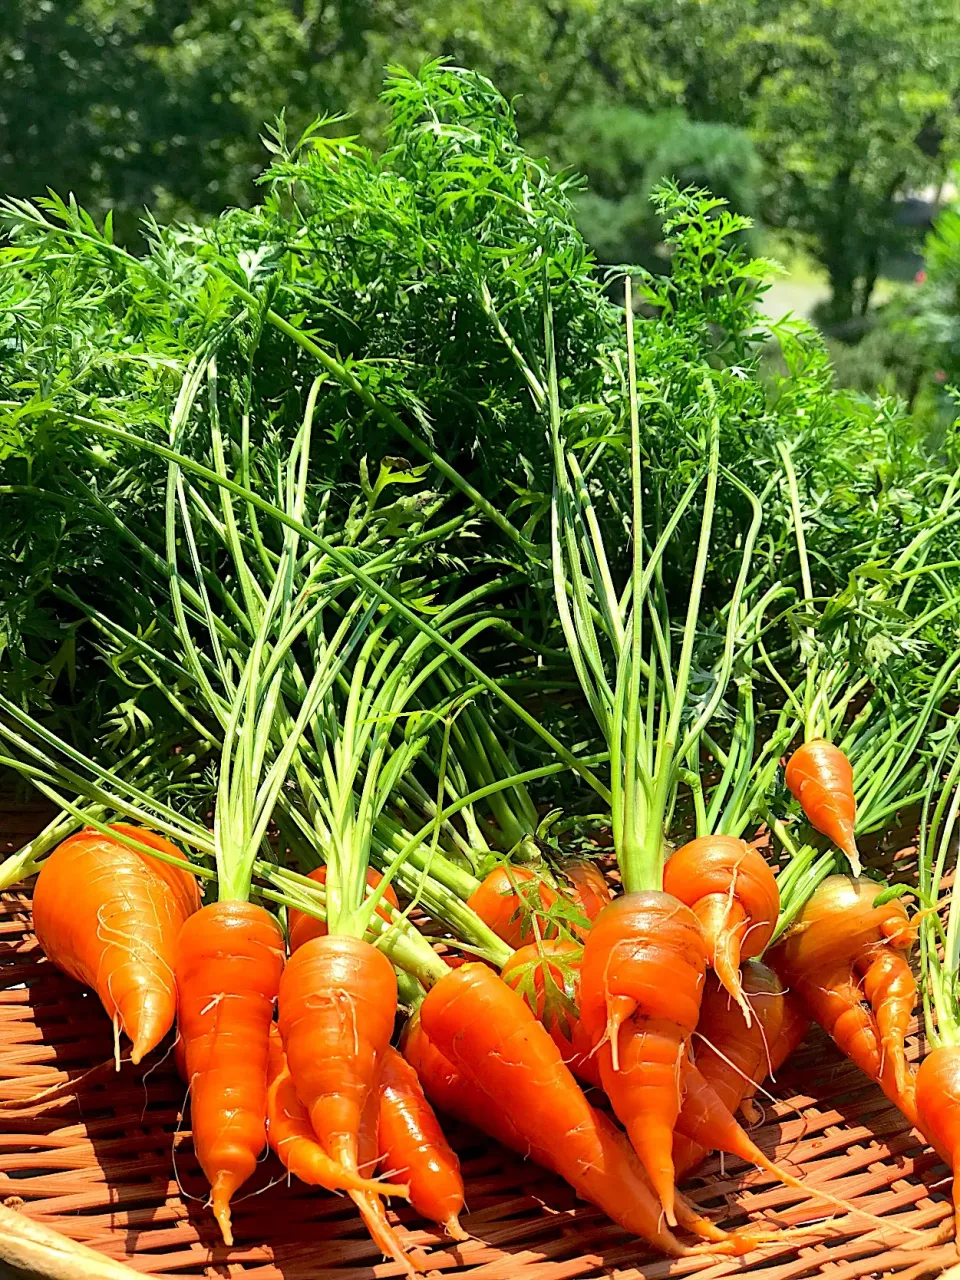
xmin=3 ymin=59 xmax=960 ymax=1272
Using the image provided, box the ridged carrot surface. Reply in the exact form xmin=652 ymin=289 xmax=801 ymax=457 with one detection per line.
xmin=278 ymin=934 xmax=396 ymax=1179
xmin=769 ymin=875 xmax=917 ymax=1121
xmin=33 ymin=824 xmax=200 ymax=1065
xmin=176 ymin=899 xmax=284 ymax=1245
xmin=579 ymin=891 xmax=708 ymax=1222
xmin=663 ymin=836 xmax=778 ymax=1019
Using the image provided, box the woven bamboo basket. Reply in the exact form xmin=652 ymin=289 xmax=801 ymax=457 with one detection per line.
xmin=1 ymin=799 xmax=957 ymax=1280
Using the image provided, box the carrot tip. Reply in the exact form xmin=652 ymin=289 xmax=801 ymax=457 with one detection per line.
xmin=211 ymin=1190 xmax=234 ymax=1247
xmin=444 ymin=1216 xmax=470 ymax=1242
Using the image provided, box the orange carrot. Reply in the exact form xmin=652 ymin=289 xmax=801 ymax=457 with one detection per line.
xmin=738 ymin=984 xmax=810 ymax=1125
xmin=419 ymin=961 xmax=703 ymax=1255
xmin=500 ymin=940 xmax=601 ymax=1088
xmin=266 ymin=1025 xmax=408 ymax=1197
xmin=785 ymin=739 xmax=859 ymax=867
xmin=579 ymin=891 xmax=708 ymax=1223
xmin=33 ymin=824 xmax=200 ymax=1065
xmin=353 ymin=1066 xmax=426 ymax=1276
xmin=408 ymin=986 xmax=767 ymax=1256
xmin=560 ymin=859 xmax=612 ymax=928
xmin=176 ymin=900 xmax=284 ymax=1245
xmin=465 ymin=865 xmax=557 ymax=947
xmin=769 ymin=875 xmax=917 ymax=1121
xmin=378 ymin=1046 xmax=467 ymax=1240
xmin=278 ymin=934 xmax=396 ymax=1180
xmin=663 ymin=836 xmax=778 ymax=1021
xmin=675 ymin=963 xmax=785 ymax=1176
xmin=915 ymin=1045 xmax=960 ymax=1241
xmin=287 ymin=866 xmax=399 ymax=953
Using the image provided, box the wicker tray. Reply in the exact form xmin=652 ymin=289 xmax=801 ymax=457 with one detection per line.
xmin=0 ymin=801 xmax=956 ymax=1280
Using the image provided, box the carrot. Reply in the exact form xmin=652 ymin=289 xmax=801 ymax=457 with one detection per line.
xmin=740 ymin=983 xmax=810 ymax=1126
xmin=675 ymin=963 xmax=785 ymax=1176
xmin=768 ymin=875 xmax=917 ymax=1120
xmin=378 ymin=1045 xmax=468 ymax=1240
xmin=915 ymin=1045 xmax=960 ymax=1242
xmin=278 ymin=934 xmax=396 ymax=1181
xmin=33 ymin=824 xmax=200 ymax=1065
xmin=287 ymin=866 xmax=399 ymax=953
xmin=465 ymin=865 xmax=557 ymax=947
xmin=785 ymin=739 xmax=859 ymax=868
xmin=266 ymin=1024 xmax=409 ymax=1198
xmin=578 ymin=891 xmax=708 ymax=1223
xmin=352 ymin=1066 xmax=427 ymax=1276
xmin=663 ymin=836 xmax=778 ymax=1022
xmin=500 ymin=939 xmax=601 ymax=1088
xmin=419 ymin=960 xmax=705 ymax=1255
xmin=176 ymin=900 xmax=284 ymax=1245
xmin=560 ymin=859 xmax=612 ymax=926
xmin=408 ymin=987 xmax=772 ymax=1256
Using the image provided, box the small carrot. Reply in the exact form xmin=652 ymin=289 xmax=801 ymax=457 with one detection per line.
xmin=33 ymin=824 xmax=200 ymax=1065
xmin=353 ymin=1069 xmax=427 ymax=1276
xmin=500 ymin=939 xmax=601 ymax=1088
xmin=785 ymin=739 xmax=859 ymax=870
xmin=663 ymin=836 xmax=778 ymax=1022
xmin=176 ymin=900 xmax=285 ymax=1246
xmin=278 ymin=934 xmax=396 ymax=1181
xmin=378 ymin=1045 xmax=468 ymax=1240
xmin=287 ymin=866 xmax=399 ymax=953
xmin=465 ymin=865 xmax=557 ymax=947
xmin=769 ymin=875 xmax=917 ymax=1120
xmin=579 ymin=891 xmax=708 ymax=1223
xmin=266 ymin=1024 xmax=409 ymax=1198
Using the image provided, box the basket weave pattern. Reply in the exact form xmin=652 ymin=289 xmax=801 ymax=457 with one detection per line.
xmin=0 ymin=802 xmax=955 ymax=1280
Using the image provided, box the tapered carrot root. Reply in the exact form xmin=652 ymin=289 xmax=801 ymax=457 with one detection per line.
xmin=419 ymin=961 xmax=705 ymax=1256
xmin=176 ymin=900 xmax=284 ymax=1245
xmin=33 ymin=825 xmax=200 ymax=1065
xmin=500 ymin=940 xmax=602 ymax=1088
xmin=353 ymin=1081 xmax=427 ymax=1276
xmin=916 ymin=1045 xmax=960 ymax=1245
xmin=378 ymin=1046 xmax=467 ymax=1240
xmin=769 ymin=875 xmax=917 ymax=1122
xmin=675 ymin=963 xmax=785 ymax=1177
xmin=278 ymin=935 xmax=397 ymax=1177
xmin=785 ymin=739 xmax=859 ymax=872
xmin=465 ymin=866 xmax=558 ymax=947
xmin=663 ymin=837 xmax=779 ymax=1022
xmin=266 ymin=1026 xmax=409 ymax=1197
xmin=579 ymin=891 xmax=708 ymax=1223
xmin=287 ymin=866 xmax=399 ymax=953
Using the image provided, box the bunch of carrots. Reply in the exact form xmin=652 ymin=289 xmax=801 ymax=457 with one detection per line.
xmin=3 ymin=61 xmax=960 ymax=1275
